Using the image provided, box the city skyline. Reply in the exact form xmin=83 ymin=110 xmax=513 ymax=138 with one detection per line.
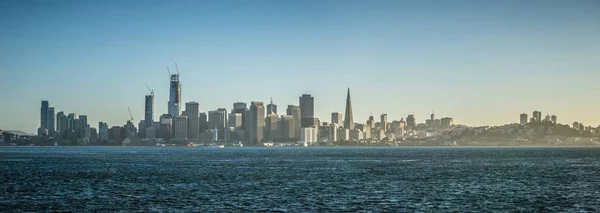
xmin=1 ymin=0 xmax=599 ymax=132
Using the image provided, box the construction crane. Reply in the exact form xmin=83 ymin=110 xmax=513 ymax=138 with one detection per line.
xmin=144 ymin=82 xmax=154 ymax=95
xmin=128 ymin=107 xmax=134 ymax=122
xmin=175 ymin=62 xmax=180 ymax=75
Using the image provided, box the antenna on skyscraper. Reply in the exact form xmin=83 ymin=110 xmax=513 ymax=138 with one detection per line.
xmin=175 ymin=62 xmax=180 ymax=75
xmin=270 ymin=97 xmax=273 ymax=104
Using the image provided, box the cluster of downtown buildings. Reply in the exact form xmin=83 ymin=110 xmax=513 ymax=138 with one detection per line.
xmin=36 ymin=66 xmax=456 ymax=146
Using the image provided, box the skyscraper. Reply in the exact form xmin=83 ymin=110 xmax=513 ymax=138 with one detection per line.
xmin=159 ymin=114 xmax=172 ymax=141
xmin=228 ymin=112 xmax=242 ymax=129
xmin=40 ymin=101 xmax=49 ymax=133
xmin=168 ymin=69 xmax=181 ymax=117
xmin=185 ymin=102 xmax=199 ymax=139
xmin=331 ymin=112 xmax=343 ymax=127
xmin=172 ymin=116 xmax=188 ymax=140
xmin=265 ymin=113 xmax=280 ymax=141
xmin=381 ymin=114 xmax=388 ymax=132
xmin=145 ymin=93 xmax=154 ymax=128
xmin=199 ymin=112 xmax=208 ymax=133
xmin=209 ymin=108 xmax=227 ymax=140
xmin=299 ymin=94 xmax=314 ymax=127
xmin=287 ymin=105 xmax=301 ymax=138
xmin=267 ymin=98 xmax=277 ymax=115
xmin=344 ymin=88 xmax=354 ymax=130
xmin=47 ymin=107 xmax=55 ymax=136
xmin=406 ymin=114 xmax=416 ymax=129
xmin=244 ymin=101 xmax=265 ymax=145
xmin=279 ymin=115 xmax=296 ymax=139
xmin=233 ymin=102 xmax=247 ymax=130
xmin=56 ymin=112 xmax=67 ymax=138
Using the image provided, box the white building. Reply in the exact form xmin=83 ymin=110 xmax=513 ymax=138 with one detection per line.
xmin=339 ymin=128 xmax=350 ymax=141
xmin=300 ymin=127 xmax=318 ymax=145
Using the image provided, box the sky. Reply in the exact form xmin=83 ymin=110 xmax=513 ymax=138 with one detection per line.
xmin=0 ymin=0 xmax=599 ymax=133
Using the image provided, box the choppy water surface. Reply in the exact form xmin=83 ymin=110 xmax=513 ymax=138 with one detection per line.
xmin=1 ymin=147 xmax=600 ymax=212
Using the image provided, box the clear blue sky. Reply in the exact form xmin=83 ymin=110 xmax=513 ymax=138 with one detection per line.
xmin=1 ymin=0 xmax=599 ymax=133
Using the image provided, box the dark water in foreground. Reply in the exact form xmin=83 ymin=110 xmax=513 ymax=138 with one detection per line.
xmin=1 ymin=147 xmax=600 ymax=212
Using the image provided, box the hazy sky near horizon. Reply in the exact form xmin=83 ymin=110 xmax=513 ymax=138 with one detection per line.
xmin=1 ymin=0 xmax=599 ymax=132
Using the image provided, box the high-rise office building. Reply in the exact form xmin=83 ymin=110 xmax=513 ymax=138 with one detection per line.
xmin=267 ymin=98 xmax=277 ymax=115
xmin=244 ymin=101 xmax=265 ymax=145
xmin=79 ymin=115 xmax=88 ymax=128
xmin=98 ymin=122 xmax=109 ymax=143
xmin=185 ymin=102 xmax=199 ymax=139
xmin=381 ymin=114 xmax=388 ymax=132
xmin=406 ymin=114 xmax=416 ymax=129
xmin=199 ymin=112 xmax=208 ymax=133
xmin=168 ymin=71 xmax=181 ymax=117
xmin=344 ymin=88 xmax=354 ymax=130
xmin=265 ymin=113 xmax=280 ymax=141
xmin=158 ymin=114 xmax=172 ymax=140
xmin=299 ymin=94 xmax=314 ymax=127
xmin=56 ymin=112 xmax=67 ymax=138
xmin=47 ymin=107 xmax=55 ymax=136
xmin=328 ymin=124 xmax=338 ymax=142
xmin=172 ymin=116 xmax=188 ymax=140
xmin=228 ymin=112 xmax=242 ymax=129
xmin=520 ymin=113 xmax=528 ymax=124
xmin=67 ymin=113 xmax=78 ymax=133
xmin=331 ymin=112 xmax=343 ymax=127
xmin=209 ymin=108 xmax=227 ymax=140
xmin=279 ymin=115 xmax=296 ymax=139
xmin=287 ymin=105 xmax=301 ymax=138
xmin=551 ymin=115 xmax=557 ymax=124
xmin=233 ymin=102 xmax=247 ymax=130
xmin=40 ymin=101 xmax=49 ymax=133
xmin=145 ymin=93 xmax=154 ymax=127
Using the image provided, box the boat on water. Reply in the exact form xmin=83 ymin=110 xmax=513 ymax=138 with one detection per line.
xmin=216 ymin=145 xmax=225 ymax=148
xmin=53 ymin=141 xmax=58 ymax=146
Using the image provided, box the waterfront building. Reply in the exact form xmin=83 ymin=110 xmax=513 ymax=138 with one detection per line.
xmin=300 ymin=127 xmax=318 ymax=145
xmin=209 ymin=108 xmax=227 ymax=140
xmin=159 ymin=114 xmax=172 ymax=141
xmin=56 ymin=112 xmax=68 ymax=139
xmin=172 ymin=116 xmax=188 ymax=140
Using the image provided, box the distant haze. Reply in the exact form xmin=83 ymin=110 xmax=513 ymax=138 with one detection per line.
xmin=0 ymin=0 xmax=599 ymax=132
